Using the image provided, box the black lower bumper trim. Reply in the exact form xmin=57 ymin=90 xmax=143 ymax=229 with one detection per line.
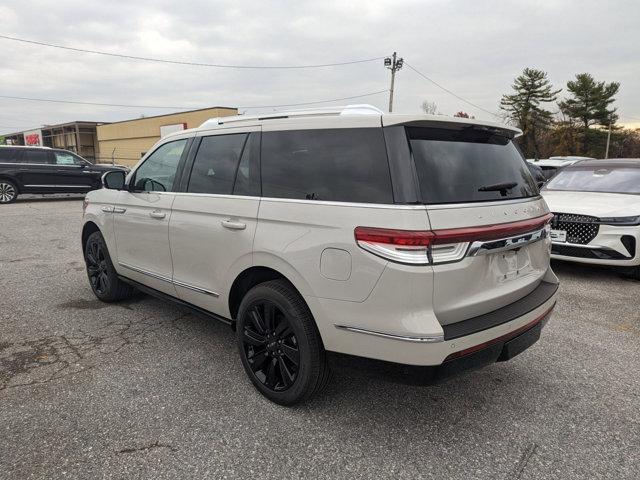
xmin=442 ymin=280 xmax=558 ymax=341
xmin=328 ymin=318 xmax=547 ymax=386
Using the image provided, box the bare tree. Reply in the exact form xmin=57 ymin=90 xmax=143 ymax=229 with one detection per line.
xmin=421 ymin=100 xmax=439 ymax=115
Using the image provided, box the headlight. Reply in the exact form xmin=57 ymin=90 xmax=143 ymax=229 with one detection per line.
xmin=598 ymin=216 xmax=640 ymax=226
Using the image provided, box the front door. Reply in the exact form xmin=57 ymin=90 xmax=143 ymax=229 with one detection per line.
xmin=50 ymin=150 xmax=95 ymax=190
xmin=113 ymin=138 xmax=189 ymax=296
xmin=169 ymin=128 xmax=261 ymax=317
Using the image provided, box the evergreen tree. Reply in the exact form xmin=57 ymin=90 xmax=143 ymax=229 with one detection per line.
xmin=500 ymin=68 xmax=560 ymax=159
xmin=559 ymin=73 xmax=620 ymax=154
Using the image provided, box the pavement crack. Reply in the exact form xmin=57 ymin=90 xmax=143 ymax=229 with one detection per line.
xmin=118 ymin=441 xmax=177 ymax=454
xmin=508 ymin=442 xmax=539 ymax=480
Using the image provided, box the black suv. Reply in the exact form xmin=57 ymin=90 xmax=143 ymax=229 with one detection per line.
xmin=0 ymin=146 xmax=128 ymax=204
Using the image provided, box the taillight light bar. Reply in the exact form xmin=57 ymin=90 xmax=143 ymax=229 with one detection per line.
xmin=354 ymin=213 xmax=553 ymax=265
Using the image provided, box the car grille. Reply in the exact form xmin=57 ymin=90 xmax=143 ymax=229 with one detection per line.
xmin=551 ymin=213 xmax=600 ymax=245
xmin=551 ymin=244 xmax=629 ymax=260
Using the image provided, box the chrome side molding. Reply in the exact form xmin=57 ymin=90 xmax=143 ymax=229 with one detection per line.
xmin=119 ymin=262 xmax=219 ymax=298
xmin=467 ymin=227 xmax=547 ymax=257
xmin=334 ymin=324 xmax=444 ymax=343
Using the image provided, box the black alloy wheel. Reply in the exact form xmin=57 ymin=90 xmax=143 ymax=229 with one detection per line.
xmin=241 ymin=301 xmax=300 ymax=391
xmin=236 ymin=280 xmax=330 ymax=405
xmin=0 ymin=180 xmax=17 ymax=203
xmin=86 ymin=237 xmax=110 ymax=295
xmin=84 ymin=231 xmax=136 ymax=302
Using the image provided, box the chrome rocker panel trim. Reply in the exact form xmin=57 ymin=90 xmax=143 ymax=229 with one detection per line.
xmin=118 ymin=262 xmax=220 ymax=297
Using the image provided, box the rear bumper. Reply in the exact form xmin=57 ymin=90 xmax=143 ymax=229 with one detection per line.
xmin=310 ymin=278 xmax=558 ymax=367
xmin=328 ymin=312 xmax=550 ymax=384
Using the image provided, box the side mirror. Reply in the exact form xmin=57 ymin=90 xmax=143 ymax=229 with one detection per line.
xmin=102 ymin=170 xmax=126 ymax=190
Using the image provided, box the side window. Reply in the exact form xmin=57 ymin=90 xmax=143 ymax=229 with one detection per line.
xmin=133 ymin=139 xmax=187 ymax=192
xmin=54 ymin=151 xmax=83 ymax=165
xmin=0 ymin=149 xmax=18 ymax=163
xmin=233 ymin=133 xmax=260 ymax=196
xmin=187 ymin=133 xmax=247 ymax=195
xmin=22 ymin=149 xmax=52 ymax=164
xmin=261 ymin=128 xmax=394 ymax=204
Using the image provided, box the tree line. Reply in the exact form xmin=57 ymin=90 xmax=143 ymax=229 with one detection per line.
xmin=423 ymin=69 xmax=639 ymax=159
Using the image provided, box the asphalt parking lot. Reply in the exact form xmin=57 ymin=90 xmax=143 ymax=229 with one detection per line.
xmin=1 ymin=197 xmax=638 ymax=479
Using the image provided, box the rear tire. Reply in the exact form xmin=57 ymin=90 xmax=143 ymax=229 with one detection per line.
xmin=0 ymin=180 xmax=18 ymax=204
xmin=236 ymin=279 xmax=330 ymax=405
xmin=84 ymin=231 xmax=136 ymax=302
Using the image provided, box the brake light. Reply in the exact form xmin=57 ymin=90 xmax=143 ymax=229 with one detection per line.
xmin=355 ymin=213 xmax=553 ymax=265
xmin=354 ymin=227 xmax=434 ymax=265
xmin=82 ymin=198 xmax=89 ymax=214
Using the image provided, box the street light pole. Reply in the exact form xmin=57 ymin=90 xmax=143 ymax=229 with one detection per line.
xmin=605 ymin=121 xmax=612 ymax=159
xmin=384 ymin=52 xmax=403 ymax=113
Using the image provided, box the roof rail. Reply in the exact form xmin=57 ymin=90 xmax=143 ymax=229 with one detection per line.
xmin=200 ymin=103 xmax=384 ymax=128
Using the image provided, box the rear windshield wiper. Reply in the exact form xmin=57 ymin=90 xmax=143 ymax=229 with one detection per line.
xmin=478 ymin=181 xmax=517 ymax=192
xmin=478 ymin=182 xmax=518 ymax=196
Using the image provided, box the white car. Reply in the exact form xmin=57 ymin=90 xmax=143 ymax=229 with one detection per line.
xmin=82 ymin=104 xmax=558 ymax=404
xmin=542 ymin=159 xmax=640 ymax=278
xmin=527 ymin=156 xmax=594 ymax=180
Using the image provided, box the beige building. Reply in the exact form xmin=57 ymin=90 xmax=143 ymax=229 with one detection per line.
xmin=96 ymin=106 xmax=237 ymax=166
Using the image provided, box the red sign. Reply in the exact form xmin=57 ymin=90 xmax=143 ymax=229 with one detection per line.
xmin=25 ymin=133 xmax=40 ymax=145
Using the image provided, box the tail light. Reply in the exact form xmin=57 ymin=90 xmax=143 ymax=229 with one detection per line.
xmin=355 ymin=213 xmax=553 ymax=265
xmin=82 ymin=198 xmax=89 ymax=214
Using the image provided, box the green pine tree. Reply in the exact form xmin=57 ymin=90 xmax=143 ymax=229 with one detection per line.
xmin=559 ymin=73 xmax=620 ymax=155
xmin=500 ymin=68 xmax=561 ymax=159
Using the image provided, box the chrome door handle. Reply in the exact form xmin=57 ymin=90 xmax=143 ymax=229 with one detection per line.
xmin=149 ymin=210 xmax=166 ymax=219
xmin=221 ymin=219 xmax=246 ymax=230
xmin=101 ymin=206 xmax=114 ymax=213
xmin=113 ymin=207 xmax=126 ymax=214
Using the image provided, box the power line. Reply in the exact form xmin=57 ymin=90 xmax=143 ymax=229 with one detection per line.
xmin=0 ymin=89 xmax=389 ymax=111
xmin=404 ymin=61 xmax=500 ymax=117
xmin=0 ymin=34 xmax=387 ymax=69
xmin=238 ymin=90 xmax=389 ymax=109
xmin=0 ymin=94 xmax=189 ymax=109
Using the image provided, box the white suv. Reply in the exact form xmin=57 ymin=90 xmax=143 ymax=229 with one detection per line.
xmin=82 ymin=105 xmax=559 ymax=405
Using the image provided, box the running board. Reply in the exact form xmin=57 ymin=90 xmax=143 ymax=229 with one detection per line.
xmin=117 ymin=275 xmax=234 ymax=328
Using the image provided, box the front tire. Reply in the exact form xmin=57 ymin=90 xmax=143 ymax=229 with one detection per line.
xmin=236 ymin=280 xmax=330 ymax=405
xmin=84 ymin=231 xmax=136 ymax=302
xmin=0 ymin=180 xmax=18 ymax=204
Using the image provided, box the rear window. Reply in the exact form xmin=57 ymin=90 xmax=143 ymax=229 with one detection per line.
xmin=0 ymin=148 xmax=18 ymax=163
xmin=261 ymin=128 xmax=393 ymax=204
xmin=408 ymin=127 xmax=538 ymax=204
xmin=545 ymin=165 xmax=640 ymax=195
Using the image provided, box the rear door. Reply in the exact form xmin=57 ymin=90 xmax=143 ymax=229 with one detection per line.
xmin=15 ymin=149 xmax=62 ymax=191
xmin=403 ymin=124 xmax=551 ymax=325
xmin=113 ymin=138 xmax=189 ymax=296
xmin=169 ymin=127 xmax=261 ymax=317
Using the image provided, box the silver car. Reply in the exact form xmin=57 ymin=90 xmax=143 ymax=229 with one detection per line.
xmin=82 ymin=105 xmax=558 ymax=404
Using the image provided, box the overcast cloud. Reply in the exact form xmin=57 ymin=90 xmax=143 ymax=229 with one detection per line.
xmin=1 ymin=0 xmax=639 ymax=134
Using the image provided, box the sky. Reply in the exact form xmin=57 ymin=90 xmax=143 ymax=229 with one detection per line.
xmin=1 ymin=0 xmax=639 ymax=135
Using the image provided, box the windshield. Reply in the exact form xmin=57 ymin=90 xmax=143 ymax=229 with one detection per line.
xmin=408 ymin=126 xmax=538 ymax=204
xmin=544 ymin=165 xmax=640 ymax=194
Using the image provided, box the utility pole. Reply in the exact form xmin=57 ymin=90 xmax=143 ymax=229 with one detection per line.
xmin=604 ymin=121 xmax=612 ymax=159
xmin=384 ymin=52 xmax=403 ymax=113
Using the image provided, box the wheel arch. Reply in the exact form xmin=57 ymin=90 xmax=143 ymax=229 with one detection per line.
xmin=81 ymin=221 xmax=101 ymax=254
xmin=228 ymin=266 xmax=307 ymax=321
xmin=0 ymin=175 xmax=20 ymax=193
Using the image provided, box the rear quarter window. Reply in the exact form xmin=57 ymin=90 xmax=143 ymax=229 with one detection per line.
xmin=260 ymin=128 xmax=393 ymax=204
xmin=408 ymin=127 xmax=538 ymax=204
xmin=0 ymin=149 xmax=18 ymax=163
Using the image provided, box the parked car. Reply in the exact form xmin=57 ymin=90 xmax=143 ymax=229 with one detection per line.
xmin=0 ymin=145 xmax=128 ymax=204
xmin=82 ymin=105 xmax=558 ymax=404
xmin=542 ymin=159 xmax=640 ymax=278
xmin=527 ymin=156 xmax=594 ymax=180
